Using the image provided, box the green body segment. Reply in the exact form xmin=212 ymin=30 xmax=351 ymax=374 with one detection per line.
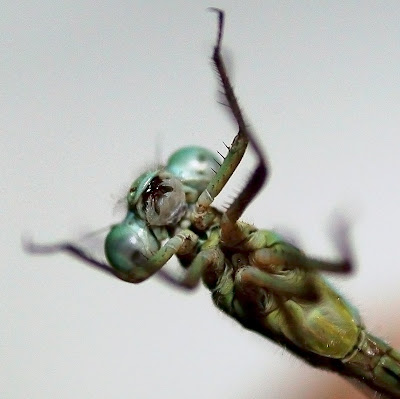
xmin=262 ymin=276 xmax=360 ymax=359
xmin=166 ymin=146 xmax=221 ymax=196
xmin=203 ymin=228 xmax=400 ymax=397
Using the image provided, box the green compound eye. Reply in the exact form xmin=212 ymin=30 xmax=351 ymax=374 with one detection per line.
xmin=127 ymin=171 xmax=158 ymax=209
xmin=105 ymin=212 xmax=159 ymax=273
xmin=166 ymin=146 xmax=220 ymax=193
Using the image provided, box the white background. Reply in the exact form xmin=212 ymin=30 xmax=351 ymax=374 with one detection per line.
xmin=2 ymin=2 xmax=400 ymax=398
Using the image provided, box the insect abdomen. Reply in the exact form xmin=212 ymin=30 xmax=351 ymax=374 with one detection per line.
xmin=339 ymin=331 xmax=400 ymax=397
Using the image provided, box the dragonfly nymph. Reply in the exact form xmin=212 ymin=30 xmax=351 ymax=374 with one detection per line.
xmin=26 ymin=9 xmax=400 ymax=398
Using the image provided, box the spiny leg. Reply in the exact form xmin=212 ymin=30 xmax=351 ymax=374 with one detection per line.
xmin=193 ymin=9 xmax=269 ymax=230
xmin=206 ymin=11 xmax=353 ymax=274
xmin=212 ymin=9 xmax=269 ymax=222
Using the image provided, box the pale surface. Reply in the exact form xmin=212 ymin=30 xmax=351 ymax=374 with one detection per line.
xmin=2 ymin=2 xmax=400 ymax=399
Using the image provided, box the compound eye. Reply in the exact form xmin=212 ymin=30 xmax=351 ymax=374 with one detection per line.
xmin=127 ymin=171 xmax=157 ymax=209
xmin=166 ymin=146 xmax=220 ymax=194
xmin=105 ymin=213 xmax=159 ymax=273
xmin=140 ymin=173 xmax=187 ymax=226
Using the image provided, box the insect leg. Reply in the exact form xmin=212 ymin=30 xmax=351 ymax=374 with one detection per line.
xmin=25 ymin=229 xmax=199 ymax=284
xmin=250 ymin=247 xmax=351 ymax=274
xmin=238 ymin=266 xmax=317 ymax=300
xmin=193 ymin=9 xmax=269 ymax=230
xmin=23 ymin=239 xmax=117 ymax=277
xmin=157 ymin=247 xmax=224 ymax=290
xmin=212 ymin=9 xmax=268 ymax=222
xmin=226 ymin=220 xmax=353 ymax=274
xmin=115 ymin=229 xmax=199 ymax=283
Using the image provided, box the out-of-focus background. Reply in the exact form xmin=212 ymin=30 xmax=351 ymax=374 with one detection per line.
xmin=2 ymin=2 xmax=400 ymax=398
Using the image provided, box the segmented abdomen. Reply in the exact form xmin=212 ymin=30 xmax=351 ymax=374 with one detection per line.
xmin=340 ymin=330 xmax=400 ymax=397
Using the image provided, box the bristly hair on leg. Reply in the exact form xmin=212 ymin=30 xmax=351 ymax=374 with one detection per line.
xmin=208 ymin=8 xmax=269 ymax=222
xmin=217 ymin=150 xmax=225 ymax=160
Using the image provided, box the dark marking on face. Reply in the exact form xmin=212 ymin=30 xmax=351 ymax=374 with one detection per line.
xmin=142 ymin=176 xmax=173 ymax=214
